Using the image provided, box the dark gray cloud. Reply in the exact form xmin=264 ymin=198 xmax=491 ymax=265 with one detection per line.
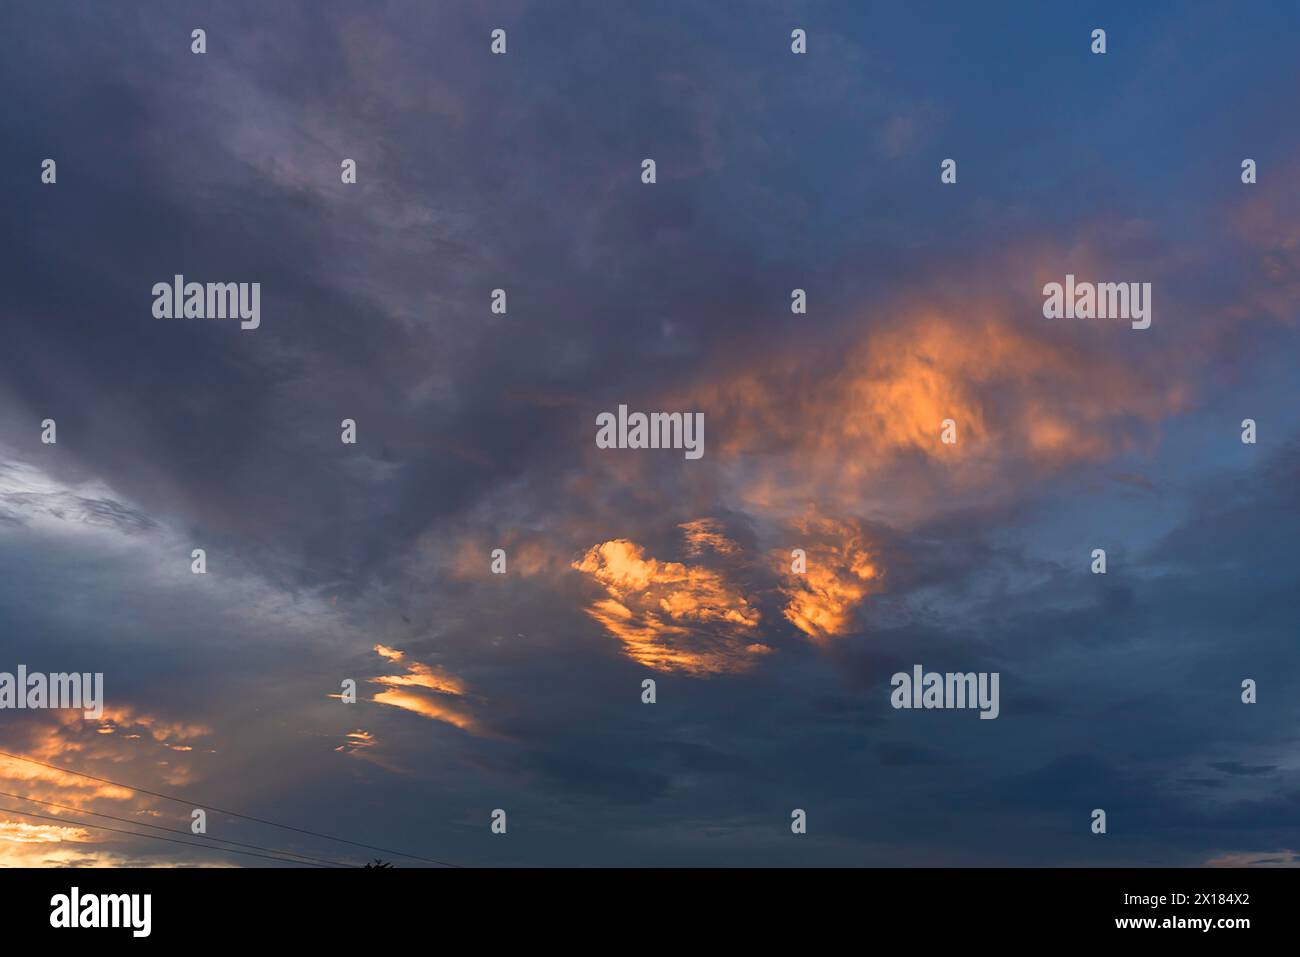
xmin=1 ymin=1 xmax=1298 ymax=866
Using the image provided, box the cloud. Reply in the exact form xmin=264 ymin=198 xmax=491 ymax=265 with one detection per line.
xmin=0 ymin=460 xmax=157 ymax=536
xmin=334 ymin=729 xmax=375 ymax=754
xmin=371 ymin=645 xmax=467 ymax=696
xmin=1205 ymin=850 xmax=1300 ymax=868
xmin=366 ymin=645 xmax=483 ymax=735
xmin=1 ymin=0 xmax=1299 ymax=867
xmin=573 ymin=535 xmax=767 ymax=676
xmin=680 ymin=518 xmax=740 ymax=557
xmin=1209 ymin=761 xmax=1277 ymax=777
xmin=0 ymin=705 xmax=214 ymax=865
xmin=0 ymin=818 xmax=92 ymax=845
xmin=778 ymin=515 xmax=882 ymax=640
xmin=680 ymin=307 xmax=1185 ymax=524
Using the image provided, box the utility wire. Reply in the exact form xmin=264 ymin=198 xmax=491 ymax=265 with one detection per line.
xmin=0 ymin=749 xmax=459 ymax=867
xmin=0 ymin=789 xmax=351 ymax=868
xmin=0 ymin=804 xmax=341 ymax=868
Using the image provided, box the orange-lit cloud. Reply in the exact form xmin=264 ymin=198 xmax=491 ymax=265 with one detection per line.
xmin=0 ymin=707 xmax=210 ymax=804
xmin=0 ymin=818 xmax=110 ymax=869
xmin=93 ymin=705 xmax=210 ymax=752
xmin=680 ymin=518 xmax=740 ymax=557
xmin=0 ymin=705 xmax=212 ymax=866
xmin=334 ymin=729 xmax=376 ymax=754
xmin=573 ymin=535 xmax=768 ymax=675
xmin=649 ymin=307 xmax=1188 ymax=526
xmin=370 ymin=689 xmax=481 ymax=731
xmin=0 ymin=818 xmax=93 ymax=845
xmin=779 ymin=516 xmax=882 ymax=640
xmin=372 ymin=645 xmax=466 ymax=696
xmin=367 ymin=645 xmax=483 ymax=734
xmin=708 ymin=313 xmax=1176 ymax=460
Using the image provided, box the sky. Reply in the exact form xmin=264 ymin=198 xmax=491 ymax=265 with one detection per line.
xmin=1 ymin=0 xmax=1298 ymax=867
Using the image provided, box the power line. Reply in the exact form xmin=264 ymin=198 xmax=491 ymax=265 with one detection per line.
xmin=0 ymin=790 xmax=351 ymax=868
xmin=0 ymin=749 xmax=460 ymax=867
xmin=0 ymin=804 xmax=340 ymax=868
